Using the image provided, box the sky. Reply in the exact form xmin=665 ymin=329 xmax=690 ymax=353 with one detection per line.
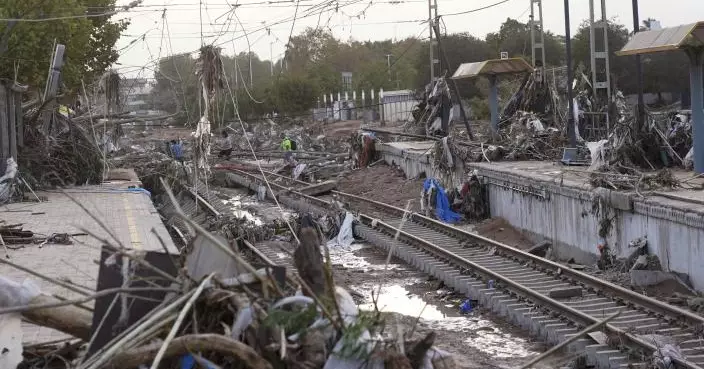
xmin=113 ymin=0 xmax=704 ymax=78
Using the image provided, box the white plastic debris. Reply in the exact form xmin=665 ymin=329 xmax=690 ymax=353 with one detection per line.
xmin=327 ymin=212 xmax=355 ymax=249
xmin=586 ymin=139 xmax=609 ymax=169
xmin=684 ymin=148 xmax=694 ymax=169
xmin=0 ymin=274 xmax=41 ymax=363
xmin=652 ymin=344 xmax=683 ymax=369
xmin=257 ymin=185 xmax=267 ymax=201
xmin=527 ymin=117 xmax=545 ymax=132
xmin=293 ymin=163 xmax=307 ymax=180
xmin=0 ymin=158 xmax=18 ymax=204
xmin=334 ymin=286 xmax=358 ymax=323
xmin=421 ymin=347 xmax=454 ymax=369
xmin=0 ymin=313 xmax=22 ymax=369
xmin=231 ymin=305 xmax=254 ymax=341
xmin=441 ymin=137 xmax=453 ymax=168
xmin=0 ymin=275 xmax=41 ymax=308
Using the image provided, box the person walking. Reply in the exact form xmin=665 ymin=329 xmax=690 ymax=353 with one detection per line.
xmin=281 ymin=135 xmax=294 ymax=164
xmin=218 ymin=130 xmax=234 ymax=158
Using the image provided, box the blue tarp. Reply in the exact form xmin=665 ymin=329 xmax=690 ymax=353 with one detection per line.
xmin=170 ymin=142 xmax=184 ymax=160
xmin=423 ymin=178 xmax=461 ymax=223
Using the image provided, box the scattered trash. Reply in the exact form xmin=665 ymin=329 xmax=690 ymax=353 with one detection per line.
xmin=459 ymin=299 xmax=472 ymax=314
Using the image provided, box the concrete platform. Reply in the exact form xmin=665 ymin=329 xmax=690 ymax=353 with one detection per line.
xmin=0 ymin=171 xmax=176 ymax=344
xmin=378 ymin=140 xmax=704 ymax=291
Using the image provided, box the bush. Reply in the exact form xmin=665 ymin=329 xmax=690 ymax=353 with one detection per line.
xmin=469 ymin=97 xmax=489 ymax=120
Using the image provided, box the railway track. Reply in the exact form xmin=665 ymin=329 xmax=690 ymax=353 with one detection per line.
xmin=224 ymin=168 xmax=704 ymax=369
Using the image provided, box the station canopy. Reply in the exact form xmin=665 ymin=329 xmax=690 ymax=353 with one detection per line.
xmin=451 ymin=57 xmax=533 ymax=80
xmin=616 ymin=21 xmax=704 ymax=56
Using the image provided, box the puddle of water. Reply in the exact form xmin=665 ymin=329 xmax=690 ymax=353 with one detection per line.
xmin=358 ymin=284 xmax=449 ymax=320
xmin=356 ymin=282 xmax=536 ymax=359
xmin=329 ymin=243 xmax=405 ymax=271
xmin=329 ymin=244 xmax=371 ymax=269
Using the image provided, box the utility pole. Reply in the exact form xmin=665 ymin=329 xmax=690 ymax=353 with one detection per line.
xmin=270 ymin=42 xmax=274 ymax=76
xmin=386 ymin=54 xmax=392 ymax=82
xmin=632 ymin=0 xmax=644 ymax=131
xmin=428 ymin=0 xmax=438 ymax=83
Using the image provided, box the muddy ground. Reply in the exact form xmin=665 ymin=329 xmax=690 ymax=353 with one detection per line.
xmin=337 ymin=164 xmax=424 ymax=211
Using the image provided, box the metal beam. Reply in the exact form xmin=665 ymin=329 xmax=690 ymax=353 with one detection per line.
xmin=688 ymin=48 xmax=704 ymax=173
xmin=488 ymin=75 xmax=499 ymax=134
xmin=564 ymin=0 xmax=576 ymax=148
xmin=632 ymin=0 xmax=644 ymax=132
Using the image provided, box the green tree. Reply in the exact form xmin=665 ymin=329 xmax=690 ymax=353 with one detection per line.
xmin=0 ymin=0 xmax=128 ymax=91
xmin=571 ymin=20 xmax=632 ymax=92
xmin=152 ymin=53 xmax=198 ymax=124
xmin=272 ymin=75 xmax=318 ymax=114
xmin=485 ymin=18 xmax=565 ymax=66
xmin=415 ymin=33 xmax=493 ymax=97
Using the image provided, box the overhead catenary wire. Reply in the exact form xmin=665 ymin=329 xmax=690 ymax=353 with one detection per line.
xmin=439 ymin=0 xmax=512 ymax=17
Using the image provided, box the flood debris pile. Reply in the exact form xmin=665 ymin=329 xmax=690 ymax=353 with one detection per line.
xmin=585 ymin=93 xmax=691 ymax=191
xmin=227 ymin=119 xmax=351 ymax=154
xmin=502 ymin=68 xmax=565 ymax=128
xmin=2 ymin=189 xmax=454 ymax=369
xmin=19 ymin=108 xmax=104 ymax=187
xmin=411 ymin=76 xmax=452 ymax=137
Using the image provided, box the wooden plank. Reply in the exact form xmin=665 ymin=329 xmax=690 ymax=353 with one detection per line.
xmin=7 ymin=89 xmax=16 ymax=159
xmin=186 ymin=234 xmax=245 ymax=281
xmin=0 ymin=85 xmax=8 ymax=160
xmin=88 ymin=247 xmax=179 ymax=355
xmin=299 ymin=180 xmax=338 ymax=196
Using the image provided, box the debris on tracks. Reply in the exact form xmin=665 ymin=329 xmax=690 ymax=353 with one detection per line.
xmin=1 ymin=175 xmax=454 ymax=369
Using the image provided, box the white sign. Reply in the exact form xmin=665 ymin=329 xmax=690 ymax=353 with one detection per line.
xmin=500 ymin=52 xmax=509 ymax=59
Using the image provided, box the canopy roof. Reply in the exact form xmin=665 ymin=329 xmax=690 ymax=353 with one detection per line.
xmin=451 ymin=57 xmax=533 ymax=79
xmin=617 ymin=21 xmax=704 ymax=56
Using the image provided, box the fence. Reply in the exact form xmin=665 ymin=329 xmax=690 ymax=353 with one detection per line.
xmin=313 ymin=89 xmax=420 ymax=124
xmin=0 ymin=82 xmax=25 ymax=170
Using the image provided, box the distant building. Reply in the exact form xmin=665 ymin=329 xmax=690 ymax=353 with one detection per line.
xmin=381 ymin=90 xmax=418 ymax=123
xmin=120 ymin=78 xmax=155 ymax=113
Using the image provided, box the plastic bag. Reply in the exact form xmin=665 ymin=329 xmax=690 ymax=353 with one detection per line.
xmin=327 ymin=212 xmax=355 ymax=249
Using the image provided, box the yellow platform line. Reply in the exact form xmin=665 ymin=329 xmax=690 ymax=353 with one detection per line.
xmin=122 ymin=194 xmax=143 ymax=250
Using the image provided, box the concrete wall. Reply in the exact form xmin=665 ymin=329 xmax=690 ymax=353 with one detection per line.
xmin=475 ymin=164 xmax=704 ymax=291
xmin=378 ymin=142 xmax=704 ymax=290
xmin=377 ymin=142 xmax=465 ymax=188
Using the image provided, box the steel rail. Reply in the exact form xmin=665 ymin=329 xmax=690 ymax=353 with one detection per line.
xmin=229 ymin=168 xmax=704 ymax=368
xmin=361 ymin=214 xmax=704 ymax=368
xmin=334 ymin=191 xmax=704 ymax=330
xmin=243 ymin=169 xmax=704 ymax=329
xmin=241 ymin=239 xmax=277 ymax=267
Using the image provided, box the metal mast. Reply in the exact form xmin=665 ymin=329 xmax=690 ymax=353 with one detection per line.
xmin=529 ymin=0 xmax=546 ymax=66
xmin=428 ymin=0 xmax=438 ymax=83
xmin=589 ymin=0 xmax=612 ymax=131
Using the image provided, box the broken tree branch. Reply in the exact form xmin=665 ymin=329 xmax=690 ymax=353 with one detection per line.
xmin=0 ymin=287 xmax=179 ymax=315
xmin=106 ymin=333 xmax=273 ymax=369
xmin=22 ymin=294 xmax=93 ymax=341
